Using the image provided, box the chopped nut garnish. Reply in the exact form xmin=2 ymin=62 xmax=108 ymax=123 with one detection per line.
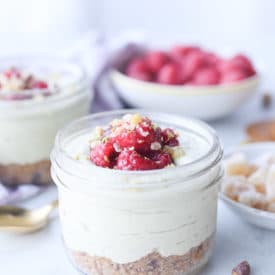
xmin=103 ymin=155 xmax=109 ymax=163
xmin=150 ymin=142 xmax=162 ymax=151
xmin=232 ymin=261 xmax=250 ymax=275
xmin=90 ymin=140 xmax=101 ymax=149
xmin=95 ymin=127 xmax=104 ymax=138
xmin=75 ymin=154 xmax=89 ymax=161
xmin=130 ymin=113 xmax=142 ymax=126
xmin=102 ymin=136 xmax=109 ymax=143
xmin=113 ymin=143 xmax=122 ymax=152
xmin=164 ymin=146 xmax=185 ymax=160
xmin=262 ymin=92 xmax=272 ymax=109
xmin=111 ymin=119 xmax=121 ymax=127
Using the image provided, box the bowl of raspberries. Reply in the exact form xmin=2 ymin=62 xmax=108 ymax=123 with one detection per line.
xmin=110 ymin=44 xmax=260 ymax=120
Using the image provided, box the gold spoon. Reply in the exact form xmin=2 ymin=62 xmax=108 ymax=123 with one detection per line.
xmin=0 ymin=200 xmax=58 ymax=233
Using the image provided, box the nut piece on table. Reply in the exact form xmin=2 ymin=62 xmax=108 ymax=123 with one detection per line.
xmin=232 ymin=261 xmax=251 ymax=275
xmin=262 ymin=92 xmax=272 ymax=109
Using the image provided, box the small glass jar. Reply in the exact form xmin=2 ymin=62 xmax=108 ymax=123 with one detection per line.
xmin=51 ymin=110 xmax=223 ymax=275
xmin=0 ymin=56 xmax=91 ymax=186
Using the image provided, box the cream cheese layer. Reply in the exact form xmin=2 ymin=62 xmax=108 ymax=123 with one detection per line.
xmin=56 ymin=129 xmax=220 ymax=264
xmin=0 ymin=92 xmax=90 ymax=165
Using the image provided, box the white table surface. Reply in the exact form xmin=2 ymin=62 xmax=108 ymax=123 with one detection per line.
xmin=1 ymin=93 xmax=275 ymax=275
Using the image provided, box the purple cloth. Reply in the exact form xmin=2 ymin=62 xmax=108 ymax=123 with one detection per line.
xmin=0 ymin=184 xmax=45 ymax=205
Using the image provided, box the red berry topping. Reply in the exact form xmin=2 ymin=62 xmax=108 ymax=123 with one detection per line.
xmin=89 ymin=114 xmax=180 ymax=170
xmin=90 ymin=142 xmax=117 ymax=168
xmin=4 ymin=68 xmax=21 ymax=79
xmin=157 ymin=63 xmax=180 ymax=85
xmin=161 ymin=128 xmax=179 ymax=146
xmin=0 ymin=67 xmax=53 ymax=100
xmin=31 ymin=80 xmax=48 ymax=89
xmin=145 ymin=51 xmax=169 ymax=73
xmin=148 ymin=151 xmax=173 ymax=169
xmin=110 ymin=117 xmax=160 ymax=153
xmin=116 ymin=149 xmax=159 ymax=170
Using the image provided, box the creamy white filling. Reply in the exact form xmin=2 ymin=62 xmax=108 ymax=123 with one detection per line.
xmin=60 ymin=180 xmax=218 ymax=264
xmin=55 ymin=128 xmax=220 ymax=264
xmin=0 ymin=92 xmax=90 ymax=165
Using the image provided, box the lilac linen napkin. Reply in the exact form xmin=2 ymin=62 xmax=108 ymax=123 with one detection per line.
xmin=0 ymin=31 xmax=146 ymax=205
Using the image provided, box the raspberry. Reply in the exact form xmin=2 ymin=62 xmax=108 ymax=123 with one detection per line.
xmin=157 ymin=63 xmax=180 ymax=85
xmin=193 ymin=68 xmax=220 ymax=85
xmin=221 ymin=69 xmax=247 ymax=84
xmin=90 ymin=142 xmax=117 ymax=168
xmin=161 ymin=128 xmax=179 ymax=146
xmin=149 ymin=151 xmax=172 ymax=169
xmin=170 ymin=46 xmax=200 ymax=59
xmin=126 ymin=58 xmax=152 ymax=81
xmin=31 ymin=80 xmax=48 ymax=89
xmin=145 ymin=51 xmax=169 ymax=73
xmin=116 ymin=150 xmax=172 ymax=170
xmin=204 ymin=52 xmax=220 ymax=67
xmin=183 ymin=51 xmax=206 ymax=78
xmin=219 ymin=55 xmax=256 ymax=78
xmin=126 ymin=58 xmax=149 ymax=75
xmin=116 ymin=149 xmax=158 ymax=170
xmin=89 ymin=115 xmax=180 ymax=170
xmin=127 ymin=71 xmax=153 ymax=81
xmin=111 ymin=118 xmax=159 ymax=153
xmin=4 ymin=68 xmax=21 ymax=79
xmin=232 ymin=54 xmax=256 ymax=76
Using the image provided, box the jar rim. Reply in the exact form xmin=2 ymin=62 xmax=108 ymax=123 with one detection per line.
xmin=51 ymin=110 xmax=223 ymax=190
xmin=0 ymin=54 xmax=89 ymax=107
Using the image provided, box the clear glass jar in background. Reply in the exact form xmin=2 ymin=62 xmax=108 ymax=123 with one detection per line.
xmin=0 ymin=56 xmax=92 ymax=186
xmin=51 ymin=110 xmax=223 ymax=275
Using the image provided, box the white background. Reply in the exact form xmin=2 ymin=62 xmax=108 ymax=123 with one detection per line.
xmin=0 ymin=0 xmax=275 ymax=52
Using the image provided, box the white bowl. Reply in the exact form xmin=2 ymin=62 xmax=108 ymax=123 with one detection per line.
xmin=220 ymin=142 xmax=275 ymax=230
xmin=110 ymin=70 xmax=260 ymax=121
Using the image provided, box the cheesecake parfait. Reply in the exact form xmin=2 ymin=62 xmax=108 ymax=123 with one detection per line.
xmin=0 ymin=56 xmax=91 ymax=185
xmin=51 ymin=111 xmax=223 ymax=275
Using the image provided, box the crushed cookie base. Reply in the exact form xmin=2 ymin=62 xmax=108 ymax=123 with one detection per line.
xmin=69 ymin=235 xmax=214 ymax=275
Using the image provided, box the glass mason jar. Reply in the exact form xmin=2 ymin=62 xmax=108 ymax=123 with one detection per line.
xmin=0 ymin=56 xmax=91 ymax=186
xmin=51 ymin=110 xmax=223 ymax=275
